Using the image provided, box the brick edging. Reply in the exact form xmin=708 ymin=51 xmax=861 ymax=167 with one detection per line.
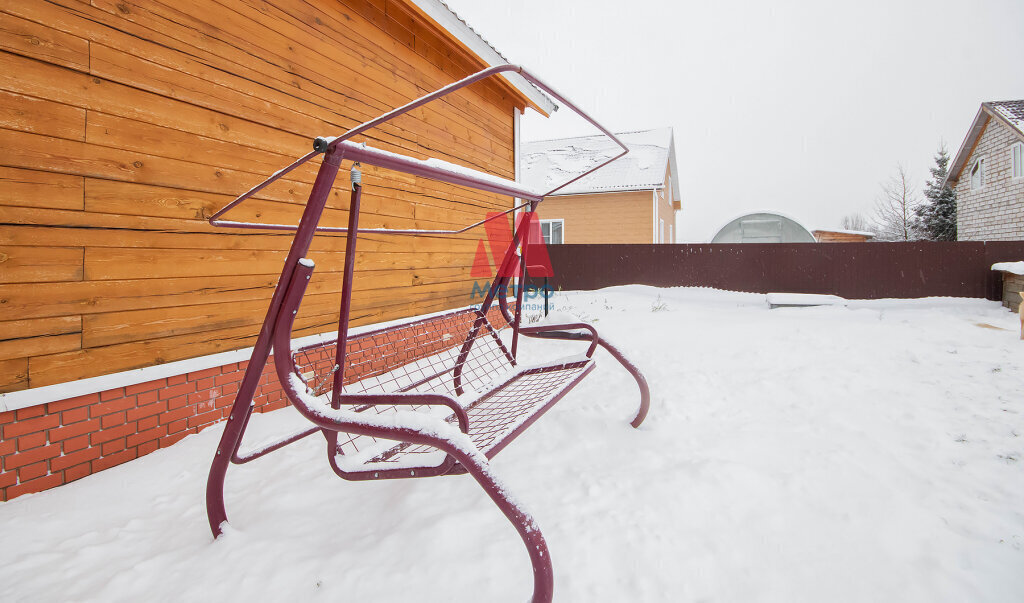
xmin=0 ymin=361 xmax=259 ymax=501
xmin=0 ymin=306 xmax=509 ymax=501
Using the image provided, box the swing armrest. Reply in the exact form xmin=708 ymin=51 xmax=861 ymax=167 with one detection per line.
xmin=273 ymin=260 xmax=471 ymax=437
xmin=519 ymin=323 xmax=600 ymax=357
xmin=518 ymin=322 xmax=651 ymax=427
xmin=340 ymin=393 xmax=470 ymax=434
xmin=280 ymin=363 xmax=475 ymax=444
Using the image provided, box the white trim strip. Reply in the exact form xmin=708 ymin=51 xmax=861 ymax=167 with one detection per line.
xmin=652 ymin=189 xmax=658 ymax=243
xmin=1 ymin=347 xmax=257 ymax=413
xmin=0 ymin=305 xmax=495 ymax=413
xmin=514 ymin=106 xmax=522 ymax=198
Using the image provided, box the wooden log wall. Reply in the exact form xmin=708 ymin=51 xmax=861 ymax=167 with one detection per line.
xmin=0 ymin=0 xmax=526 ymax=393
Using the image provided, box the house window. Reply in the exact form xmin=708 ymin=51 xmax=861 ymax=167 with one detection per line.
xmin=1012 ymin=143 xmax=1023 ymax=179
xmin=970 ymin=157 xmax=984 ymax=190
xmin=659 ymin=219 xmax=665 ymax=243
xmin=540 ymin=219 xmax=563 ymax=244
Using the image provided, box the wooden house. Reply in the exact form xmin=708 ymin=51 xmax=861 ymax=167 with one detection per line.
xmin=0 ymin=0 xmax=555 ymax=499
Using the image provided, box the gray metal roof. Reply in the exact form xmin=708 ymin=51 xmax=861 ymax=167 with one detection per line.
xmin=521 ymin=128 xmax=679 ymax=198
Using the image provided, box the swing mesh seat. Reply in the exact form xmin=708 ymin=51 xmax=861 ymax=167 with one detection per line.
xmin=290 ymin=307 xmax=595 ymax=472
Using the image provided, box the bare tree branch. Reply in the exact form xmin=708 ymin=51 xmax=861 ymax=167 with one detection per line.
xmin=871 ymin=164 xmax=925 ymax=241
xmin=841 ymin=213 xmax=870 ymax=232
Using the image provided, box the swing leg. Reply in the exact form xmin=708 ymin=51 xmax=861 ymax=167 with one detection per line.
xmin=596 ymin=337 xmax=651 ymax=428
xmin=205 ymin=148 xmax=343 ymax=537
xmin=449 ymin=446 xmax=554 ymax=603
xmin=310 ymin=423 xmax=555 ymax=602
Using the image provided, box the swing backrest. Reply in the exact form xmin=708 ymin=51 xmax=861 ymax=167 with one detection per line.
xmin=290 ymin=307 xmax=513 ymax=399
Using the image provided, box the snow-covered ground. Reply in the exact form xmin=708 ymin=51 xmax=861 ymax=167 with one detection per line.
xmin=2 ymin=286 xmax=1023 ymax=603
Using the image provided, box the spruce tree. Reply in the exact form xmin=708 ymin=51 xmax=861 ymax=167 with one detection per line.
xmin=916 ymin=144 xmax=957 ymax=240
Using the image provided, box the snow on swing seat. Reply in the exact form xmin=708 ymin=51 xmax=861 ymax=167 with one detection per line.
xmin=289 ymin=307 xmax=595 ymax=475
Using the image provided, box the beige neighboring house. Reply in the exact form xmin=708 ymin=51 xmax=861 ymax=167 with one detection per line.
xmin=521 ymin=128 xmax=681 ymax=244
xmin=945 ymin=100 xmax=1024 ymax=241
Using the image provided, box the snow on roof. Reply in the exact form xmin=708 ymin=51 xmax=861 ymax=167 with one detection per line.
xmin=989 ymin=100 xmax=1024 ymax=135
xmin=405 ymin=1 xmax=557 ymax=115
xmin=521 ymin=128 xmax=678 ymax=197
xmin=991 ymin=261 xmax=1024 ymax=275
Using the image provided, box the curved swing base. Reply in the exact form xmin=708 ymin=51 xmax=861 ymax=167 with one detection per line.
xmin=300 ymin=410 xmax=557 ymax=602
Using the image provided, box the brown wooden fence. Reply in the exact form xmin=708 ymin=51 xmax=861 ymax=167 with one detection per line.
xmin=529 ymin=242 xmax=1024 ymax=300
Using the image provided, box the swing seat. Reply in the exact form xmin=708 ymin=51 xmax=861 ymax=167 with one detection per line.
xmin=288 ymin=305 xmax=598 ymax=479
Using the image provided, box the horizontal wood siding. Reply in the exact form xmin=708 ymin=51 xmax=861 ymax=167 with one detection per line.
xmin=0 ymin=0 xmax=523 ymax=391
xmin=536 ymin=190 xmax=654 ymax=244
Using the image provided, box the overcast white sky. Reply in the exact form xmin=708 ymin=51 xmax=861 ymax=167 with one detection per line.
xmin=443 ymin=0 xmax=1024 ymax=241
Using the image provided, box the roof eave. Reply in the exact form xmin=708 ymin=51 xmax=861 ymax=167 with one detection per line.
xmin=401 ymin=0 xmax=558 ymax=116
xmin=945 ymin=106 xmax=988 ymax=188
xmin=546 ymin=185 xmax=664 ymax=197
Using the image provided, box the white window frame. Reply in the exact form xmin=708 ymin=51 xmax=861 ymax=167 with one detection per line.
xmin=970 ymin=157 xmax=985 ymax=190
xmin=1011 ymin=142 xmax=1024 ymax=180
xmin=659 ymin=219 xmax=665 ymax=244
xmin=669 ymin=224 xmax=674 ymax=244
xmin=539 ymin=218 xmax=564 ymax=245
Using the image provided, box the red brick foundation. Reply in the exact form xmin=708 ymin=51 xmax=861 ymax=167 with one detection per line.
xmin=0 ymin=307 xmax=508 ymax=502
xmin=0 ymin=357 xmax=291 ymax=501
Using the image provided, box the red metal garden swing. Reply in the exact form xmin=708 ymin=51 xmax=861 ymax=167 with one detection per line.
xmin=204 ymin=64 xmax=650 ymax=603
